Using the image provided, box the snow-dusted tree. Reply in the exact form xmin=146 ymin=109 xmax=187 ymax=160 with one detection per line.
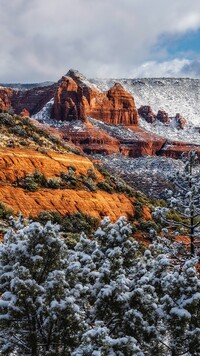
xmin=0 ymin=219 xmax=83 ymax=355
xmin=160 ymin=258 xmax=200 ymax=355
xmin=70 ymin=217 xmax=166 ymax=355
xmin=155 ymin=150 xmax=200 ymax=256
xmin=0 ymin=215 xmax=199 ymax=355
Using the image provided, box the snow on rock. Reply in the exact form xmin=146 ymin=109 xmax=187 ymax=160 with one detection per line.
xmin=91 ymin=77 xmax=200 ymax=144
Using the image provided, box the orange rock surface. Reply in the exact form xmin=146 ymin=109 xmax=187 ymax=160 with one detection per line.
xmin=0 ymin=87 xmax=13 ymax=111
xmin=0 ymin=186 xmax=134 ymax=220
xmin=0 ymin=148 xmax=102 ymax=183
xmin=53 ymin=72 xmax=138 ymax=126
xmin=88 ymin=83 xmax=138 ymax=125
xmin=0 ymin=148 xmax=135 ymax=220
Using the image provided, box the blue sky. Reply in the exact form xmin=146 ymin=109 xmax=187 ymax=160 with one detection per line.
xmin=0 ymin=0 xmax=200 ymax=82
xmin=156 ymin=29 xmax=200 ymax=60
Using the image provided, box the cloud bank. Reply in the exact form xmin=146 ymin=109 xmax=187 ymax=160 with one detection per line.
xmin=0 ymin=0 xmax=200 ymax=81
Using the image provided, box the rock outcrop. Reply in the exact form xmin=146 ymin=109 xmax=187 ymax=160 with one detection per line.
xmin=0 ymin=148 xmax=135 ymax=220
xmin=138 ymin=105 xmax=155 ymax=123
xmin=20 ymin=108 xmax=30 ymax=117
xmin=53 ymin=70 xmax=138 ymax=125
xmin=175 ymin=113 xmax=186 ymax=129
xmin=0 ymin=87 xmax=13 ymax=112
xmin=53 ymin=76 xmax=87 ymax=121
xmin=0 ymin=84 xmax=57 ymax=116
xmin=160 ymin=141 xmax=200 ymax=160
xmin=88 ymin=83 xmax=138 ymax=125
xmin=156 ymin=110 xmax=171 ymax=124
xmin=61 ymin=121 xmax=120 ymax=155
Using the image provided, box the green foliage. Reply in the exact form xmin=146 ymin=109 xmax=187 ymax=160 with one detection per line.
xmin=15 ymin=169 xmax=47 ymax=192
xmin=47 ymin=177 xmax=61 ymax=189
xmin=87 ymin=168 xmax=97 ymax=180
xmin=95 ymin=164 xmax=136 ymax=197
xmin=134 ymin=202 xmax=143 ymax=220
xmin=139 ymin=219 xmax=160 ymax=232
xmin=0 ymin=111 xmax=73 ymax=152
xmin=97 ymin=180 xmax=114 ymax=193
xmin=35 ymin=210 xmax=100 ymax=237
xmin=0 ymin=202 xmax=14 ymax=219
xmin=0 ymin=217 xmax=200 ymax=354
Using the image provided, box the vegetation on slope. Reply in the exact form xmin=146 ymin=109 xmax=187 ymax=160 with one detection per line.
xmin=0 ymin=111 xmax=77 ymax=153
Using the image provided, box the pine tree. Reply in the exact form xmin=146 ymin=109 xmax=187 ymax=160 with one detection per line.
xmin=155 ymin=150 xmax=200 ymax=256
xmin=71 ymin=217 xmax=164 ymax=355
xmin=160 ymin=258 xmax=200 ymax=355
xmin=0 ymin=218 xmax=83 ymax=355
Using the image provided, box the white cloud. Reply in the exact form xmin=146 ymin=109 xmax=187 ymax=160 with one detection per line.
xmin=130 ymin=59 xmax=190 ymax=78
xmin=0 ymin=0 xmax=200 ymax=81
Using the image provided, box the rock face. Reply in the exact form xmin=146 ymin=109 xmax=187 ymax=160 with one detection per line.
xmin=175 ymin=113 xmax=186 ymax=129
xmin=53 ymin=76 xmax=87 ymax=121
xmin=0 ymin=87 xmax=13 ymax=112
xmin=53 ymin=70 xmax=138 ymax=125
xmin=138 ymin=105 xmax=155 ymax=123
xmin=88 ymin=83 xmax=138 ymax=125
xmin=0 ymin=84 xmax=57 ymax=116
xmin=61 ymin=121 xmax=120 ymax=155
xmin=156 ymin=110 xmax=171 ymax=124
xmin=0 ymin=148 xmax=135 ymax=220
xmin=160 ymin=141 xmax=200 ymax=160
xmin=20 ymin=108 xmax=30 ymax=117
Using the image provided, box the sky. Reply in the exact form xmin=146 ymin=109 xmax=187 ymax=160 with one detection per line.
xmin=1 ymin=0 xmax=200 ymax=82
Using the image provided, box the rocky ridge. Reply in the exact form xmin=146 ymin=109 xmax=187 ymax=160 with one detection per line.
xmin=0 ymin=70 xmax=200 ymax=160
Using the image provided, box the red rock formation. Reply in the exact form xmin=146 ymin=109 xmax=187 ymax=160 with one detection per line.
xmin=61 ymin=121 xmax=120 ymax=155
xmin=160 ymin=141 xmax=200 ymax=161
xmin=0 ymin=84 xmax=57 ymax=116
xmin=89 ymin=83 xmax=139 ymax=125
xmin=119 ymin=128 xmax=166 ymax=157
xmin=0 ymin=87 xmax=13 ymax=112
xmin=175 ymin=113 xmax=186 ymax=129
xmin=53 ymin=71 xmax=138 ymax=126
xmin=20 ymin=108 xmax=30 ymax=117
xmin=156 ymin=110 xmax=171 ymax=124
xmin=53 ymin=76 xmax=87 ymax=121
xmin=0 ymin=148 xmax=135 ymax=221
xmin=138 ymin=105 xmax=155 ymax=123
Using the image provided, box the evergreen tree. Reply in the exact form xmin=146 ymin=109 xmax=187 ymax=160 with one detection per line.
xmin=155 ymin=150 xmax=200 ymax=256
xmin=160 ymin=258 xmax=200 ymax=355
xmin=0 ymin=218 xmax=83 ymax=355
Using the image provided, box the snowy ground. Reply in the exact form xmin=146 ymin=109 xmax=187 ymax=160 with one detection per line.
xmin=32 ymin=77 xmax=200 ymax=198
xmin=91 ymin=77 xmax=200 ymax=144
xmin=95 ymin=154 xmax=186 ymax=199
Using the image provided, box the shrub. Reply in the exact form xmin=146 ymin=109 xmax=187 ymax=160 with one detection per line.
xmin=47 ymin=177 xmax=61 ymax=189
xmin=97 ymin=181 xmax=114 ymax=193
xmin=87 ymin=168 xmax=97 ymax=180
xmin=82 ymin=177 xmax=97 ymax=192
xmin=139 ymin=219 xmax=160 ymax=232
xmin=22 ymin=175 xmax=39 ymax=192
xmin=0 ymin=202 xmax=14 ymax=219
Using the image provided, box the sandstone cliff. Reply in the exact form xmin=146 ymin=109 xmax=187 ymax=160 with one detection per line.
xmin=52 ymin=70 xmax=138 ymax=125
xmin=0 ymin=148 xmax=136 ymax=220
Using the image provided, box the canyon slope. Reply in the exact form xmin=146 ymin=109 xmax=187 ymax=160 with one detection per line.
xmin=0 ymin=70 xmax=200 ymax=204
xmin=1 ymin=69 xmax=199 ymax=160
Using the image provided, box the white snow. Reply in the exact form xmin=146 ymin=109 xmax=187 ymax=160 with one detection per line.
xmin=91 ymin=77 xmax=200 ymax=144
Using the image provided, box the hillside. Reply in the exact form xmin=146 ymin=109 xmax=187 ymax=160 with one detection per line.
xmin=91 ymin=77 xmax=200 ymax=145
xmin=0 ymin=147 xmax=135 ymax=220
xmin=0 ymin=70 xmax=200 ymax=203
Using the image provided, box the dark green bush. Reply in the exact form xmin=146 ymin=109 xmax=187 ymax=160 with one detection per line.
xmin=139 ymin=219 xmax=160 ymax=232
xmin=0 ymin=202 xmax=14 ymax=219
xmin=47 ymin=178 xmax=61 ymax=189
xmin=87 ymin=168 xmax=97 ymax=180
xmin=97 ymin=181 xmax=114 ymax=193
xmin=35 ymin=211 xmax=99 ymax=236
